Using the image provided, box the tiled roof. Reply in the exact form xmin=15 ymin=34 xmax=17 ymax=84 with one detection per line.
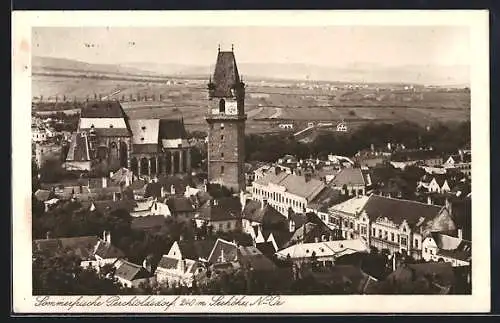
xmin=80 ymin=101 xmax=127 ymax=118
xmin=386 ymin=262 xmax=455 ymax=291
xmin=198 ymin=197 xmax=242 ymax=222
xmin=132 ymin=144 xmax=158 ymax=154
xmin=450 ymin=199 xmax=471 ymax=240
xmin=363 ymin=195 xmax=443 ymax=228
xmin=158 ymin=119 xmax=187 ymax=140
xmin=79 ymin=128 xmax=131 ymax=137
xmin=237 ymin=246 xmax=276 ymax=271
xmin=308 ymin=186 xmax=344 ymax=210
xmin=207 ymin=238 xmax=238 ymax=264
xmin=66 ymin=132 xmax=90 ymax=161
xmin=261 ymin=229 xmax=293 ymax=250
xmin=129 ymin=179 xmax=147 ymax=190
xmin=94 ymin=240 xmax=125 ymax=259
xmin=178 ymin=239 xmax=217 ymax=261
xmin=431 ymin=233 xmax=471 ymax=262
xmin=114 ymin=259 xmax=152 ymax=281
xmin=166 ymin=197 xmax=195 ymax=213
xmin=129 ymin=119 xmax=160 ymax=144
xmin=256 ymin=241 xmax=277 ymax=257
xmin=131 ymin=215 xmax=167 ymax=231
xmin=91 ymin=199 xmax=137 ymax=214
xmin=310 ymin=265 xmax=375 ymax=294
xmin=242 ymin=200 xmax=286 ymax=225
xmin=254 ymin=172 xmax=325 ymax=202
xmin=212 ymin=51 xmax=241 ymax=97
xmin=328 ymin=195 xmax=370 ymax=215
xmin=34 ymin=189 xmax=53 ymax=202
xmin=330 ymin=168 xmax=366 ymax=187
xmin=33 ymin=236 xmax=100 ymax=260
xmin=157 ymin=256 xmax=179 ymax=270
xmin=276 ymin=239 xmax=368 ymax=259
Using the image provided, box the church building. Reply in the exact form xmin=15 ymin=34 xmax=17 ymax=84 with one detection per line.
xmin=64 ymin=101 xmax=192 ymax=177
xmin=205 ymin=46 xmax=247 ymax=192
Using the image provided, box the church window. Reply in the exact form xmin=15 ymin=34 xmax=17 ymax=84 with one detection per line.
xmin=141 ymin=137 xmax=144 ymax=141
xmin=141 ymin=126 xmax=146 ymax=130
xmin=91 ymin=124 xmax=95 ymax=128
xmin=219 ymin=99 xmax=225 ymax=113
xmin=220 ymin=135 xmax=224 ymax=141
xmin=391 ymin=232 xmax=395 ymax=242
xmin=221 ymin=152 xmax=224 ymax=158
xmin=221 ymin=166 xmax=224 ymax=174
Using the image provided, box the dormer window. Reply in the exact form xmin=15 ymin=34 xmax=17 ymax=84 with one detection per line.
xmin=91 ymin=124 xmax=95 ymax=129
xmin=109 ymin=124 xmax=113 ymax=128
xmin=219 ymin=99 xmax=225 ymax=113
xmin=141 ymin=137 xmax=145 ymax=141
xmin=141 ymin=126 xmax=146 ymax=130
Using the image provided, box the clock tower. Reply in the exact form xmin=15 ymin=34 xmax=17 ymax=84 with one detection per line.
xmin=206 ymin=46 xmax=246 ymax=192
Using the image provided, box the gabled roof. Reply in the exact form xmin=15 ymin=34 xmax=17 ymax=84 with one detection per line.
xmin=33 ymin=236 xmax=100 ymax=260
xmin=328 ymin=195 xmax=370 ymax=215
xmin=157 ymin=256 xmax=178 ymax=269
xmin=35 ymin=189 xmax=53 ymax=202
xmin=131 ymin=215 xmax=167 ymax=231
xmin=79 ymin=128 xmax=131 ymax=137
xmin=242 ymin=200 xmax=286 ymax=225
xmin=80 ymin=101 xmax=127 ymax=118
xmin=132 ymin=144 xmax=158 ymax=154
xmin=207 ymin=238 xmax=238 ymax=264
xmin=89 ymin=199 xmax=137 ymax=214
xmin=198 ymin=197 xmax=242 ymax=222
xmin=363 ymin=195 xmax=443 ymax=228
xmin=237 ymin=246 xmax=276 ymax=271
xmin=129 ymin=119 xmax=160 ymax=145
xmin=94 ymin=240 xmax=125 ymax=259
xmin=310 ymin=265 xmax=377 ymax=294
xmin=276 ymin=239 xmax=368 ymax=259
xmin=431 ymin=233 xmax=471 ymax=262
xmin=158 ymin=119 xmax=187 ymax=140
xmin=212 ymin=51 xmax=241 ymax=97
xmin=308 ymin=186 xmax=344 ymax=211
xmin=330 ymin=168 xmax=366 ymax=187
xmin=178 ymin=238 xmax=217 ymax=261
xmin=254 ymin=172 xmax=326 ymax=202
xmin=166 ymin=197 xmax=195 ymax=213
xmin=114 ymin=259 xmax=153 ymax=281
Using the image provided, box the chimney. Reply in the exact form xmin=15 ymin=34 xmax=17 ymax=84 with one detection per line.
xmin=305 ymin=173 xmax=311 ymax=182
xmin=109 ymin=171 xmax=114 ymax=178
xmin=240 ymin=190 xmax=246 ymax=211
xmin=170 ymin=184 xmax=176 ymax=195
xmin=46 ymin=231 xmax=51 ymax=240
xmin=213 ymin=199 xmax=218 ymax=206
xmin=457 ymin=228 xmax=463 ymax=240
xmin=427 ymin=195 xmax=432 ymax=205
xmin=143 ymin=258 xmax=152 ymax=273
xmin=179 ymin=234 xmax=184 ymax=241
xmin=314 ymin=237 xmax=319 ymax=243
xmin=113 ymin=192 xmax=118 ymax=202
xmin=102 ymin=177 xmax=107 ymax=188
xmin=445 ymin=198 xmax=452 ymax=213
xmin=102 ymin=230 xmax=107 ymax=241
xmin=289 ymin=219 xmax=296 ymax=233
xmin=261 ymin=198 xmax=267 ymax=210
xmin=161 ymin=186 xmax=165 ymax=198
xmin=179 ymin=259 xmax=186 ymax=273
xmin=125 ymin=174 xmax=130 ymax=187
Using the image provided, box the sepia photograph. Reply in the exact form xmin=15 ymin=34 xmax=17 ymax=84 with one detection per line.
xmin=12 ymin=10 xmax=490 ymax=313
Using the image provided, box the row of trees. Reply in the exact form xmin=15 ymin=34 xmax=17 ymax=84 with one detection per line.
xmin=245 ymin=120 xmax=471 ymax=162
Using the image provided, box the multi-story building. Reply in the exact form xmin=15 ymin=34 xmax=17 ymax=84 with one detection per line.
xmin=251 ymin=168 xmax=326 ymax=217
xmin=326 ymin=194 xmax=457 ymax=259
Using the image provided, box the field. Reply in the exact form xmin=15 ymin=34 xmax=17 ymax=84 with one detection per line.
xmin=32 ymin=74 xmax=470 ymax=135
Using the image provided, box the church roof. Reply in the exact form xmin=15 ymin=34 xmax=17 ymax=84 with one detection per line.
xmin=212 ymin=51 xmax=240 ymax=97
xmin=129 ymin=119 xmax=160 ymax=144
xmin=158 ymin=119 xmax=187 ymax=140
xmin=80 ymin=101 xmax=127 ymax=118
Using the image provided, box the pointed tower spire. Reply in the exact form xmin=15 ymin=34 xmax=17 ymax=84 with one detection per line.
xmin=231 ymin=44 xmax=234 ymax=52
xmin=218 ymin=44 xmax=221 ymax=52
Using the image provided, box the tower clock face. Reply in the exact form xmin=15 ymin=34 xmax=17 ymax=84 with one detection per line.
xmin=226 ymin=101 xmax=238 ymax=115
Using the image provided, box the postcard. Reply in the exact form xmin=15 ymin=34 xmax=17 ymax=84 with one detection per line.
xmin=12 ymin=10 xmax=490 ymax=313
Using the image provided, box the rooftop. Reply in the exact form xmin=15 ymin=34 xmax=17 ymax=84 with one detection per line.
xmin=80 ymin=101 xmax=128 ymax=119
xmin=211 ymin=51 xmax=241 ymax=97
xmin=330 ymin=168 xmax=366 ymax=187
xmin=254 ymin=172 xmax=326 ymax=202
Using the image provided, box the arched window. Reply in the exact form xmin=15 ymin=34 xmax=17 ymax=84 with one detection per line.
xmin=219 ymin=99 xmax=225 ymax=113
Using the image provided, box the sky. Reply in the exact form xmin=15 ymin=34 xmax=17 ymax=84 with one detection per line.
xmin=32 ymin=26 xmax=470 ymax=68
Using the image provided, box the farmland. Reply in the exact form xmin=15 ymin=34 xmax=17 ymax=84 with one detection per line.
xmin=32 ymin=72 xmax=470 ymax=135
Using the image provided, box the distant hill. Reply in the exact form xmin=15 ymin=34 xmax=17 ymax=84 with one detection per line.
xmin=32 ymin=56 xmax=469 ymax=86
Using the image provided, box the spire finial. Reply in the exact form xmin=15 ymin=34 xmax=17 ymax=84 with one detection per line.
xmin=218 ymin=44 xmax=220 ymax=52
xmin=231 ymin=44 xmax=234 ymax=52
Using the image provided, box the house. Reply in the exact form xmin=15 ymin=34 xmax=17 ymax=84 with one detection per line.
xmin=444 ymin=151 xmax=471 ymax=177
xmin=86 ymin=199 xmax=137 ymax=215
xmin=237 ymin=245 xmax=277 ymax=272
xmin=422 ymin=232 xmax=471 ymax=267
xmin=275 ymin=239 xmax=369 ymax=266
xmin=145 ymin=175 xmax=191 ymax=199
xmin=251 ymin=169 xmax=326 ymax=216
xmin=33 ymin=231 xmax=124 ymax=272
xmin=283 ymin=215 xmax=337 ymax=248
xmin=327 ymin=194 xmax=457 ymax=259
xmin=129 ymin=179 xmax=148 ymax=199
xmin=207 ymin=238 xmax=239 ymax=265
xmin=113 ymin=259 xmax=156 ymax=288
xmin=329 ymin=168 xmax=371 ymax=196
xmin=166 ymin=196 xmax=196 ymax=223
xmin=306 ymin=186 xmax=346 ymax=222
xmin=155 ymin=240 xmax=211 ymax=287
xmin=131 ymin=215 xmax=167 ymax=232
xmin=307 ymin=265 xmax=378 ymax=294
xmin=196 ymin=197 xmax=242 ymax=233
xmin=241 ymin=198 xmax=288 ymax=240
xmin=425 ymin=175 xmax=452 ymax=194
xmin=129 ymin=198 xmax=171 ymax=217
